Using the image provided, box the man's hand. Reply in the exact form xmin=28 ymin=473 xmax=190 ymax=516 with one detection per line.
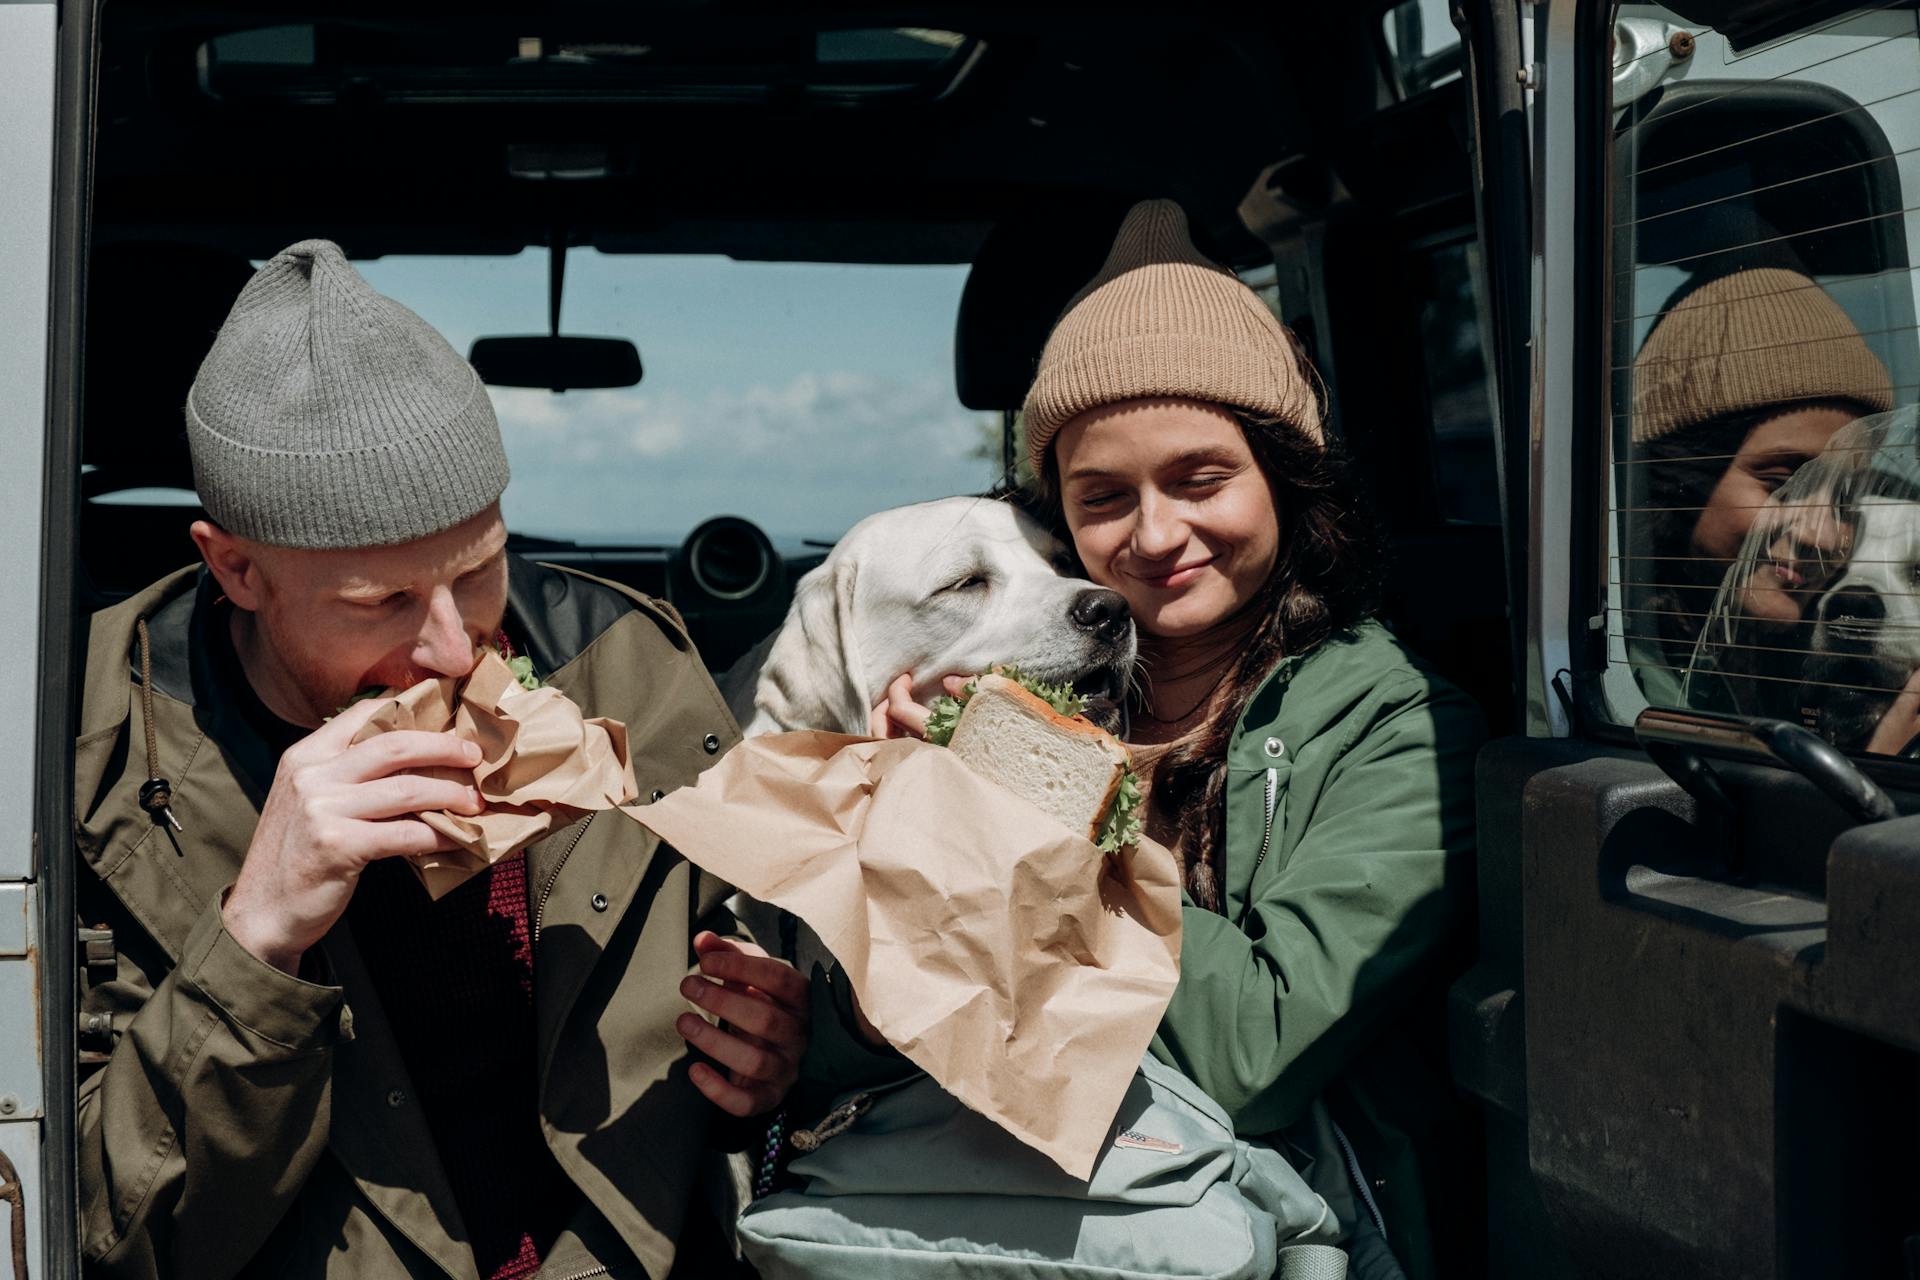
xmin=867 ymin=672 xmax=973 ymax=740
xmin=223 ymin=696 xmax=486 ymax=974
xmin=676 ymin=932 xmax=810 ymax=1117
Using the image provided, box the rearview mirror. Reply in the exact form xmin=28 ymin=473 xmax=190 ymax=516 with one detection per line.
xmin=468 ymin=335 xmax=642 ymax=391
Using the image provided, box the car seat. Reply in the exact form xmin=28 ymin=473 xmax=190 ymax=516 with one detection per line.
xmin=80 ymin=241 xmax=256 ymax=604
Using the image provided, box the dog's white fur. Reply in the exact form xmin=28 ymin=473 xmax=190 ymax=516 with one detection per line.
xmin=1812 ymin=495 xmax=1920 ymax=667
xmin=722 ymin=496 xmax=1134 ymax=735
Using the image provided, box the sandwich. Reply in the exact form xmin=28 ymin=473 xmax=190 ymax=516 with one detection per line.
xmin=926 ymin=667 xmax=1143 ymax=853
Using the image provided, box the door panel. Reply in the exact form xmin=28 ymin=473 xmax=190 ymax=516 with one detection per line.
xmin=1458 ymin=1 xmax=1920 ymax=1273
xmin=1462 ymin=735 xmax=1920 ymax=1276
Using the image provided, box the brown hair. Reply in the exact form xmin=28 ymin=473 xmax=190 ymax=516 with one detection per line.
xmin=1033 ymin=403 xmax=1385 ymax=911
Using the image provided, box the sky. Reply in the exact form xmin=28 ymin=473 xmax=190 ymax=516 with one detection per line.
xmin=352 ymin=252 xmax=996 ymax=545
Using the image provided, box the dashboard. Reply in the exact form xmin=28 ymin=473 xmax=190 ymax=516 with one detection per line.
xmin=509 ymin=516 xmax=823 ymax=675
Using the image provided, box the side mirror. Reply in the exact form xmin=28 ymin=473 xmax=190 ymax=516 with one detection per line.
xmin=468 ymin=335 xmax=642 ymax=392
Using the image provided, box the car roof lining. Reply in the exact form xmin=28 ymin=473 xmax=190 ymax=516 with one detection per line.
xmin=89 ymin=2 xmax=1419 ymax=266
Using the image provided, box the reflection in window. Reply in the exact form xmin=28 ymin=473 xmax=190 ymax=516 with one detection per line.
xmin=1689 ymin=409 xmax=1920 ymax=756
xmin=1604 ymin=5 xmax=1920 ymax=757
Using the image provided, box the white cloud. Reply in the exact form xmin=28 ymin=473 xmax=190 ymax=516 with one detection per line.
xmin=488 ymin=371 xmax=999 ymax=542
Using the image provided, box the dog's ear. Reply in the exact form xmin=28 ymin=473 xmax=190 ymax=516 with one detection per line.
xmin=760 ymin=556 xmax=870 ymax=734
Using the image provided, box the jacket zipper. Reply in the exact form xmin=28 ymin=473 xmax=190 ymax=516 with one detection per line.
xmin=542 ymin=1266 xmax=610 ymax=1280
xmin=1236 ymin=768 xmax=1280 ymax=930
xmin=533 ymin=815 xmax=596 ymax=941
xmin=1234 ymin=769 xmax=1388 ymax=1241
xmin=1331 ymin=1115 xmax=1388 ymax=1240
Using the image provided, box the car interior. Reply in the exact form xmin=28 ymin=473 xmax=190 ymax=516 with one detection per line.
xmin=80 ymin=0 xmax=1519 ymax=731
xmin=72 ymin=2 xmax=1538 ymax=1274
xmin=52 ymin=2 xmax=1920 ymax=1276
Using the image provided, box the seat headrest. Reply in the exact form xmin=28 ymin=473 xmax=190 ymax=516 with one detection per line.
xmin=84 ymin=242 xmax=258 ymax=491
xmin=953 ymin=203 xmax=1132 ymax=411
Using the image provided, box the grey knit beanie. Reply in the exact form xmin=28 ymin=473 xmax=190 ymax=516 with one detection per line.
xmin=185 ymin=239 xmax=510 ymax=549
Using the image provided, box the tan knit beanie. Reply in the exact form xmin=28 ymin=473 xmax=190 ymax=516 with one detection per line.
xmin=1632 ymin=267 xmax=1893 ymax=445
xmin=1022 ymin=199 xmax=1323 ymax=475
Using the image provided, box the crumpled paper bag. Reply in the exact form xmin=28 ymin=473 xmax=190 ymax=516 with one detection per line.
xmin=623 ymin=730 xmax=1183 ymax=1179
xmin=352 ymin=651 xmax=640 ymax=898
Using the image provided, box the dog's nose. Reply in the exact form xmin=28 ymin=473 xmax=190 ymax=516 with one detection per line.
xmin=1820 ymin=584 xmax=1886 ymax=629
xmin=1070 ymin=589 xmax=1131 ymax=640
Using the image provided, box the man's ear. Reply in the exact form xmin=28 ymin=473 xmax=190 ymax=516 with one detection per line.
xmin=189 ymin=520 xmax=267 ymax=611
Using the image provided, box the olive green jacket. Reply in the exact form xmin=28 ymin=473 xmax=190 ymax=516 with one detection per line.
xmin=74 ymin=558 xmax=745 ymax=1280
xmin=1148 ymin=620 xmax=1482 ymax=1279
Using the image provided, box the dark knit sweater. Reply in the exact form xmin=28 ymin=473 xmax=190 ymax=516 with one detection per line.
xmin=348 ymin=853 xmax=579 ymax=1280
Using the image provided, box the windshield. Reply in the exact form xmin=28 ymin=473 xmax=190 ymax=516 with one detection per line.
xmin=353 ymin=251 xmax=991 ymax=545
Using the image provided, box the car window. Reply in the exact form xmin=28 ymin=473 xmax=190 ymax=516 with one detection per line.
xmin=1603 ymin=3 xmax=1920 ymax=758
xmin=352 ymin=251 xmax=989 ymax=544
xmin=1380 ymin=0 xmax=1463 ymax=99
xmin=1412 ymin=235 xmax=1500 ymax=525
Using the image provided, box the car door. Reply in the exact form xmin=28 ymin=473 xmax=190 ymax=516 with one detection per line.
xmin=10 ymin=0 xmax=90 ymax=1277
xmin=1455 ymin=2 xmax=1920 ymax=1276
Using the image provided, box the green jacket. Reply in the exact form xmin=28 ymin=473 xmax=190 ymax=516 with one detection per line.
xmin=74 ymin=558 xmax=746 ymax=1280
xmin=802 ymin=620 xmax=1480 ymax=1277
xmin=1149 ymin=620 xmax=1482 ymax=1279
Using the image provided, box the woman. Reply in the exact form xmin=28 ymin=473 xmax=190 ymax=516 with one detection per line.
xmin=1625 ymin=266 xmax=1892 ymax=712
xmin=873 ymin=200 xmax=1483 ymax=1278
xmin=1692 ymin=408 xmax=1920 ymax=753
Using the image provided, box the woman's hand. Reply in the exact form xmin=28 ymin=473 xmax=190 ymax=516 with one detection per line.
xmin=867 ymin=672 xmax=973 ymax=740
xmin=1866 ymin=666 xmax=1920 ymax=756
xmin=676 ymin=931 xmax=811 ymax=1117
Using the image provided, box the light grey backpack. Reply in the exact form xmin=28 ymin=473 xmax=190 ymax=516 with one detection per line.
xmin=738 ymin=1054 xmax=1356 ymax=1280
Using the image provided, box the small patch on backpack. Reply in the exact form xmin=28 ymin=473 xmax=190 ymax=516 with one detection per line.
xmin=1115 ymin=1129 xmax=1182 ymax=1154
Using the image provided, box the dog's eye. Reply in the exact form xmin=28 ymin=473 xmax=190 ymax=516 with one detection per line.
xmin=943 ymin=574 xmax=988 ymax=594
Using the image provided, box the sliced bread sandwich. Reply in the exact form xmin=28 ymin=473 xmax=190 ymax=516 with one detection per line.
xmin=927 ymin=669 xmax=1142 ymax=852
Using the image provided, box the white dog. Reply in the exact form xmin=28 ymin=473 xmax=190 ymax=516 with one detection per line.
xmin=1803 ymin=494 xmax=1920 ymax=748
xmin=721 ymin=496 xmax=1136 ymax=737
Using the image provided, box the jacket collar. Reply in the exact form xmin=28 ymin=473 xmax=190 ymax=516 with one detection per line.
xmin=1225 ymin=621 xmax=1394 ymax=769
xmin=137 ymin=571 xmax=285 ymax=795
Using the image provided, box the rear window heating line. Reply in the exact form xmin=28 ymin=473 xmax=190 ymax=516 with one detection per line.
xmin=1632 ymin=78 xmax=1920 ymax=180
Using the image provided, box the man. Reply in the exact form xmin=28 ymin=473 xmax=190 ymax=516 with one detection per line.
xmin=73 ymin=240 xmax=806 ymax=1280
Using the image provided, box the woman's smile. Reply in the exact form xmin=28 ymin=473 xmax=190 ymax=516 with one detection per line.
xmin=1133 ymin=556 xmax=1217 ymax=590
xmin=1055 ymin=398 xmax=1279 ymax=640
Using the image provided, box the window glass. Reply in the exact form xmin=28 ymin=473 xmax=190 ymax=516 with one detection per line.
xmin=352 ymin=252 xmax=990 ymax=545
xmin=1381 ymin=0 xmax=1463 ymax=98
xmin=1605 ymin=4 xmax=1920 ymax=757
xmin=1412 ymin=238 xmax=1501 ymax=524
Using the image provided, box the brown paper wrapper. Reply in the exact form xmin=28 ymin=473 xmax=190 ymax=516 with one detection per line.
xmin=622 ymin=731 xmax=1183 ymax=1179
xmin=351 ymin=651 xmax=640 ymax=898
